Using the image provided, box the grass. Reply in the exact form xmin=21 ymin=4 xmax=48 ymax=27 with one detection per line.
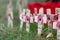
xmin=0 ymin=24 xmax=57 ymax=40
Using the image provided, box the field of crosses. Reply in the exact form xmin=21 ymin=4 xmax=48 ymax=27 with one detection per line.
xmin=0 ymin=0 xmax=58 ymax=40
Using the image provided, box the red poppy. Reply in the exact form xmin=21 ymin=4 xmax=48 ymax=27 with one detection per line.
xmin=42 ymin=2 xmax=52 ymax=14
xmin=46 ymin=2 xmax=52 ymax=14
xmin=51 ymin=2 xmax=57 ymax=14
xmin=28 ymin=2 xmax=42 ymax=15
xmin=42 ymin=3 xmax=47 ymax=14
xmin=57 ymin=2 xmax=60 ymax=8
xmin=28 ymin=4 xmax=34 ymax=15
xmin=46 ymin=2 xmax=52 ymax=8
xmin=32 ymin=3 xmax=42 ymax=13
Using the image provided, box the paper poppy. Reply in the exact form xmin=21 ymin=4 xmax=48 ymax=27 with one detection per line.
xmin=38 ymin=15 xmax=43 ymax=24
xmin=54 ymin=14 xmax=58 ymax=21
xmin=19 ymin=14 xmax=23 ymax=21
xmin=47 ymin=15 xmax=51 ymax=22
xmin=56 ymin=22 xmax=60 ymax=32
xmin=26 ymin=16 xmax=30 ymax=23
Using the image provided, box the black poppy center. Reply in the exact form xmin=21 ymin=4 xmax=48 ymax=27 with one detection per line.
xmin=35 ymin=14 xmax=37 ymax=16
xmin=27 ymin=18 xmax=29 ymax=21
xmin=22 ymin=17 xmax=23 ymax=19
xmin=59 ymin=25 xmax=60 ymax=28
xmin=39 ymin=18 xmax=41 ymax=21
xmin=48 ymin=17 xmax=50 ymax=20
xmin=56 ymin=17 xmax=58 ymax=20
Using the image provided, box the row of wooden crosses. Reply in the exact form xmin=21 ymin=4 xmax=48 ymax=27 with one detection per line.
xmin=6 ymin=0 xmax=60 ymax=39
